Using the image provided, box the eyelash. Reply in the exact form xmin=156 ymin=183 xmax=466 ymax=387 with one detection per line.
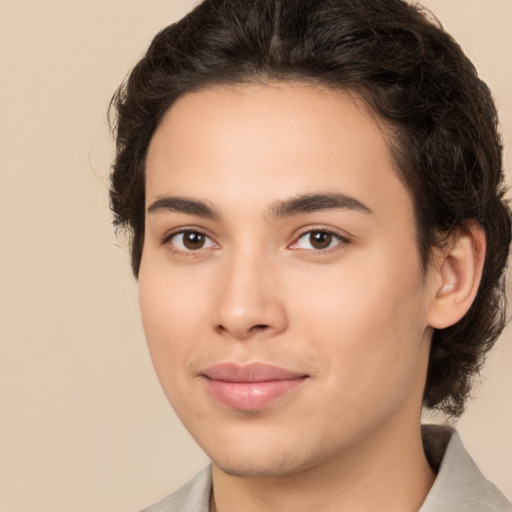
xmin=289 ymin=228 xmax=350 ymax=254
xmin=161 ymin=227 xmax=350 ymax=255
xmin=162 ymin=228 xmax=218 ymax=255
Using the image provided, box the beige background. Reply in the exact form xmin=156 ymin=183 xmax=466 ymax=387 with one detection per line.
xmin=0 ymin=1 xmax=510 ymax=511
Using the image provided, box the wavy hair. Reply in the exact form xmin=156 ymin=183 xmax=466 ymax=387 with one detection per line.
xmin=109 ymin=0 xmax=511 ymax=416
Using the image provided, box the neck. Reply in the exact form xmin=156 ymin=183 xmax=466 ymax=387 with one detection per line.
xmin=210 ymin=418 xmax=435 ymax=512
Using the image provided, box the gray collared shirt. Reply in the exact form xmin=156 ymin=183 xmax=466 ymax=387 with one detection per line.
xmin=140 ymin=425 xmax=511 ymax=511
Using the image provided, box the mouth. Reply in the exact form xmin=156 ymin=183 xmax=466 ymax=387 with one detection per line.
xmin=200 ymin=362 xmax=309 ymax=411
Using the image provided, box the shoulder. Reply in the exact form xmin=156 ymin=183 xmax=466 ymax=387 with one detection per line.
xmin=139 ymin=466 xmax=212 ymax=512
xmin=421 ymin=424 xmax=511 ymax=512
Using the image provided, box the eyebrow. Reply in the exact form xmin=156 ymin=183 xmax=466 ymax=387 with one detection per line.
xmin=269 ymin=193 xmax=372 ymax=219
xmin=146 ymin=192 xmax=372 ymax=220
xmin=147 ymin=196 xmax=221 ymax=220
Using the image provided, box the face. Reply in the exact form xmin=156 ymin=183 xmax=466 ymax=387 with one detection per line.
xmin=139 ymin=83 xmax=437 ymax=478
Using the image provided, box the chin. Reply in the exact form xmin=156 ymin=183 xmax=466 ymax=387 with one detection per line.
xmin=210 ymin=443 xmax=326 ymax=479
xmin=215 ymin=456 xmax=299 ymax=478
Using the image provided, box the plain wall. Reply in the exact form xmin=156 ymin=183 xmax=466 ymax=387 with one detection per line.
xmin=0 ymin=1 xmax=510 ymax=511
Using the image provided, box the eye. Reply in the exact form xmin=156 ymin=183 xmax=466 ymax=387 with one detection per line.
xmin=291 ymin=229 xmax=348 ymax=251
xmin=167 ymin=230 xmax=217 ymax=251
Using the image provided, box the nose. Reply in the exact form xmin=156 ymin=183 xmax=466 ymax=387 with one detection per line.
xmin=212 ymin=252 xmax=288 ymax=340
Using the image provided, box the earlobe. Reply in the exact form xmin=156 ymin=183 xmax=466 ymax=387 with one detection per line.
xmin=427 ymin=225 xmax=486 ymax=329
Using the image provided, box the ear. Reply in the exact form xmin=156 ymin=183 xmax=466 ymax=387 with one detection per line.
xmin=427 ymin=224 xmax=486 ymax=329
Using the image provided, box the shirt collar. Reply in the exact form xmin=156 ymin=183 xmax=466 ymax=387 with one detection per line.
xmin=420 ymin=424 xmax=510 ymax=511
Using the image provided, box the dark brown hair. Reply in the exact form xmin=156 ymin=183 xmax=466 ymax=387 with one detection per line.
xmin=109 ymin=0 xmax=511 ymax=416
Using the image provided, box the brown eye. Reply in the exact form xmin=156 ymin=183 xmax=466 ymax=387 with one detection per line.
xmin=309 ymin=231 xmax=332 ymax=250
xmin=182 ymin=231 xmax=206 ymax=250
xmin=292 ymin=229 xmax=347 ymax=252
xmin=169 ymin=230 xmax=216 ymax=251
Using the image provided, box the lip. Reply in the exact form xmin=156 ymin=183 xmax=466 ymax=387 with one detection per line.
xmin=201 ymin=363 xmax=308 ymax=411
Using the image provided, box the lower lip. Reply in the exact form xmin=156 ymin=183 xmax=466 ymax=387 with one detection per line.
xmin=203 ymin=378 xmax=306 ymax=411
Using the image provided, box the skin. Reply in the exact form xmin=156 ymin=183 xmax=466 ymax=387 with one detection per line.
xmin=139 ymin=82 xmax=481 ymax=511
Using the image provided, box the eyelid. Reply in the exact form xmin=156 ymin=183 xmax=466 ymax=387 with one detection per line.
xmin=159 ymin=225 xmax=350 ymax=254
xmin=161 ymin=226 xmax=219 ymax=253
xmin=288 ymin=226 xmax=351 ymax=252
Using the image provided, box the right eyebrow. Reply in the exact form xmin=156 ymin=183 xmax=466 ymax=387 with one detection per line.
xmin=147 ymin=196 xmax=221 ymax=220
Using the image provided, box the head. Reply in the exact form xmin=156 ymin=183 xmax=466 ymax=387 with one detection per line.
xmin=110 ymin=0 xmax=510 ymax=451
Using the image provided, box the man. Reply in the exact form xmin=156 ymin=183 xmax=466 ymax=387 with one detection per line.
xmin=109 ymin=0 xmax=511 ymax=510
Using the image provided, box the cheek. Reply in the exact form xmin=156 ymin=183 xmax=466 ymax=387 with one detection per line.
xmin=139 ymin=253 xmax=210 ymax=331
xmin=289 ymin=251 xmax=423 ymax=333
xmin=137 ymin=263 xmax=206 ymax=386
xmin=287 ymin=250 xmax=426 ymax=393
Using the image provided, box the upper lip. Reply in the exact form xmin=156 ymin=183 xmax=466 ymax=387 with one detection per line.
xmin=201 ymin=362 xmax=308 ymax=383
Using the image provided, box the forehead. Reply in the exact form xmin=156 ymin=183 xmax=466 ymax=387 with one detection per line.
xmin=148 ymin=82 xmax=389 ymax=168
xmin=145 ymin=82 xmax=412 ymax=223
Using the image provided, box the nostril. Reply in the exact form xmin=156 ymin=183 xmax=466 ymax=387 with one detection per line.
xmin=250 ymin=324 xmax=270 ymax=332
xmin=215 ymin=323 xmax=270 ymax=337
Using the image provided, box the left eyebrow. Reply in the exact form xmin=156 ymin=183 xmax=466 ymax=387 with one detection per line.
xmin=269 ymin=193 xmax=373 ymax=219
